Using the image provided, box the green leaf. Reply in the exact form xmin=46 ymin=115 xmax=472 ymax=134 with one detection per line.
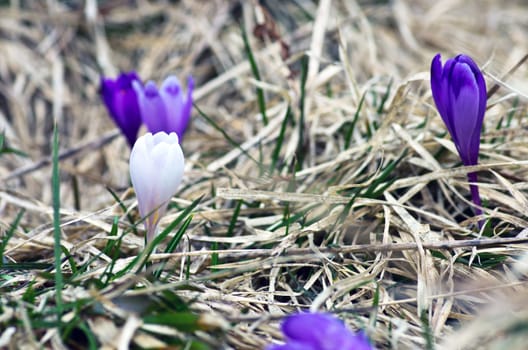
xmin=270 ymin=106 xmax=292 ymax=174
xmin=51 ymin=121 xmax=64 ymax=321
xmin=0 ymin=210 xmax=24 ymax=268
xmin=143 ymin=312 xmax=201 ymax=332
xmin=241 ymin=24 xmax=268 ymax=126
xmin=295 ymin=55 xmax=309 ymax=171
xmin=344 ymin=93 xmax=366 ymax=149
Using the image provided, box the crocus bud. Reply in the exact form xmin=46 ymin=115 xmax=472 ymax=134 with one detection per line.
xmin=100 ymin=72 xmax=143 ymax=146
xmin=431 ymin=53 xmax=487 ymax=218
xmin=133 ymin=76 xmax=194 ymax=140
xmin=431 ymin=54 xmax=486 ymax=166
xmin=267 ymin=313 xmax=373 ymax=350
xmin=129 ymin=132 xmax=184 ymax=242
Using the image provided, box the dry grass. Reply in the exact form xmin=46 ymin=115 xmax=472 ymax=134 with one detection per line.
xmin=1 ymin=0 xmax=528 ymax=349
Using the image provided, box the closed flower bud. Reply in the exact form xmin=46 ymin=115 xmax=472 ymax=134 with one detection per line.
xmin=430 ymin=53 xmax=486 ymax=167
xmin=100 ymin=71 xmax=143 ymax=147
xmin=129 ymin=132 xmax=184 ymax=242
xmin=430 ymin=53 xmax=487 ymax=219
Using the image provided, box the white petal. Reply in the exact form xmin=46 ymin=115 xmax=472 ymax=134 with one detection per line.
xmin=150 ymin=139 xmax=184 ymax=204
xmin=129 ymin=131 xmax=184 ymax=241
xmin=130 ymin=133 xmax=156 ymax=218
xmin=153 ymin=131 xmax=179 ymax=145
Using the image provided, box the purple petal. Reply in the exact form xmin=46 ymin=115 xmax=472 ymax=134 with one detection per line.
xmin=341 ymin=331 xmax=373 ymax=350
xmin=159 ymin=75 xmax=194 ymax=139
xmin=100 ymin=78 xmax=118 ymax=117
xmin=431 ymin=55 xmax=456 ymax=139
xmin=455 ymin=55 xmax=487 ymax=165
xmin=430 ymin=54 xmax=447 ymax=123
xmin=430 ymin=54 xmax=487 ymax=166
xmin=440 ymin=58 xmax=458 ymax=140
xmin=159 ymin=76 xmax=185 ymax=136
xmin=134 ymin=81 xmax=168 ymax=133
xmin=113 ymin=88 xmax=142 ymax=145
xmin=281 ymin=313 xmax=372 ymax=350
xmin=456 ymin=55 xmax=487 ymax=119
xmin=100 ymin=72 xmax=142 ymax=146
xmin=282 ymin=313 xmax=342 ymax=344
xmin=181 ymin=75 xmax=194 ymax=138
xmin=449 ymin=62 xmax=481 ymax=165
xmin=266 ymin=342 xmax=318 ymax=350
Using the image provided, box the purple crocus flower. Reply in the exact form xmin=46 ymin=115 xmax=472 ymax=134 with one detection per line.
xmin=431 ymin=53 xmax=487 ymax=218
xmin=267 ymin=313 xmax=373 ymax=350
xmin=100 ymin=71 xmax=143 ymax=147
xmin=133 ymin=76 xmax=194 ymax=140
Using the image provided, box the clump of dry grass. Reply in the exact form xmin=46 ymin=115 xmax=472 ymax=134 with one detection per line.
xmin=1 ymin=0 xmax=528 ymax=349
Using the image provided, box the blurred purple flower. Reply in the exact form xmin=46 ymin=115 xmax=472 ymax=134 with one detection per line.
xmin=267 ymin=313 xmax=373 ymax=350
xmin=100 ymin=71 xmax=143 ymax=147
xmin=133 ymin=75 xmax=194 ymax=140
xmin=431 ymin=53 xmax=487 ymax=217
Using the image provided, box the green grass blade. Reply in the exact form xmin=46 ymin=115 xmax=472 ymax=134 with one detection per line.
xmin=106 ymin=186 xmax=138 ymax=236
xmin=241 ymin=24 xmax=268 ymax=126
xmin=295 ymin=55 xmax=309 ymax=171
xmin=76 ymin=321 xmax=99 ymax=350
xmin=115 ymin=195 xmax=203 ymax=278
xmin=0 ymin=132 xmax=28 ymax=157
xmin=164 ymin=215 xmax=193 ymax=254
xmin=61 ymin=245 xmax=77 ymax=275
xmin=421 ymin=309 xmax=435 ymax=350
xmin=344 ymin=93 xmax=366 ymax=149
xmin=211 ymin=241 xmax=219 ymax=266
xmin=362 ymin=149 xmax=407 ymax=199
xmin=154 ymin=215 xmax=194 ymax=279
xmin=376 ymin=78 xmax=393 ymax=114
xmin=143 ymin=312 xmax=201 ymax=332
xmin=103 ymin=216 xmax=120 ymax=255
xmin=51 ymin=121 xmax=64 ymax=321
xmin=2 ymin=262 xmax=52 ymax=270
xmin=227 ymin=200 xmax=242 ymax=237
xmin=0 ymin=210 xmax=24 ymax=268
xmin=270 ymin=106 xmax=292 ymax=174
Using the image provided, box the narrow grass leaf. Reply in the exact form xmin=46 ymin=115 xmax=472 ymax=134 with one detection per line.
xmin=155 ymin=215 xmax=194 ymax=279
xmin=0 ymin=210 xmax=24 ymax=268
xmin=61 ymin=245 xmax=77 ymax=275
xmin=143 ymin=312 xmax=201 ymax=332
xmin=377 ymin=78 xmax=393 ymax=114
xmin=106 ymin=186 xmax=138 ymax=236
xmin=270 ymin=106 xmax=292 ymax=174
xmin=0 ymin=133 xmax=28 ymax=157
xmin=76 ymin=321 xmax=99 ymax=350
xmin=344 ymin=93 xmax=365 ymax=149
xmin=241 ymin=24 xmax=268 ymax=126
xmin=295 ymin=55 xmax=309 ymax=171
xmin=116 ymin=195 xmax=203 ymax=277
xmin=227 ymin=200 xmax=242 ymax=237
xmin=51 ymin=121 xmax=64 ymax=321
xmin=420 ymin=309 xmax=435 ymax=350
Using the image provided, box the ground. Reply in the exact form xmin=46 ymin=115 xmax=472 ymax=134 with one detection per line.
xmin=1 ymin=0 xmax=528 ymax=349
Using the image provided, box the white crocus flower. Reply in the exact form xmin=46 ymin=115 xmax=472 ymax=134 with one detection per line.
xmin=129 ymin=132 xmax=184 ymax=242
